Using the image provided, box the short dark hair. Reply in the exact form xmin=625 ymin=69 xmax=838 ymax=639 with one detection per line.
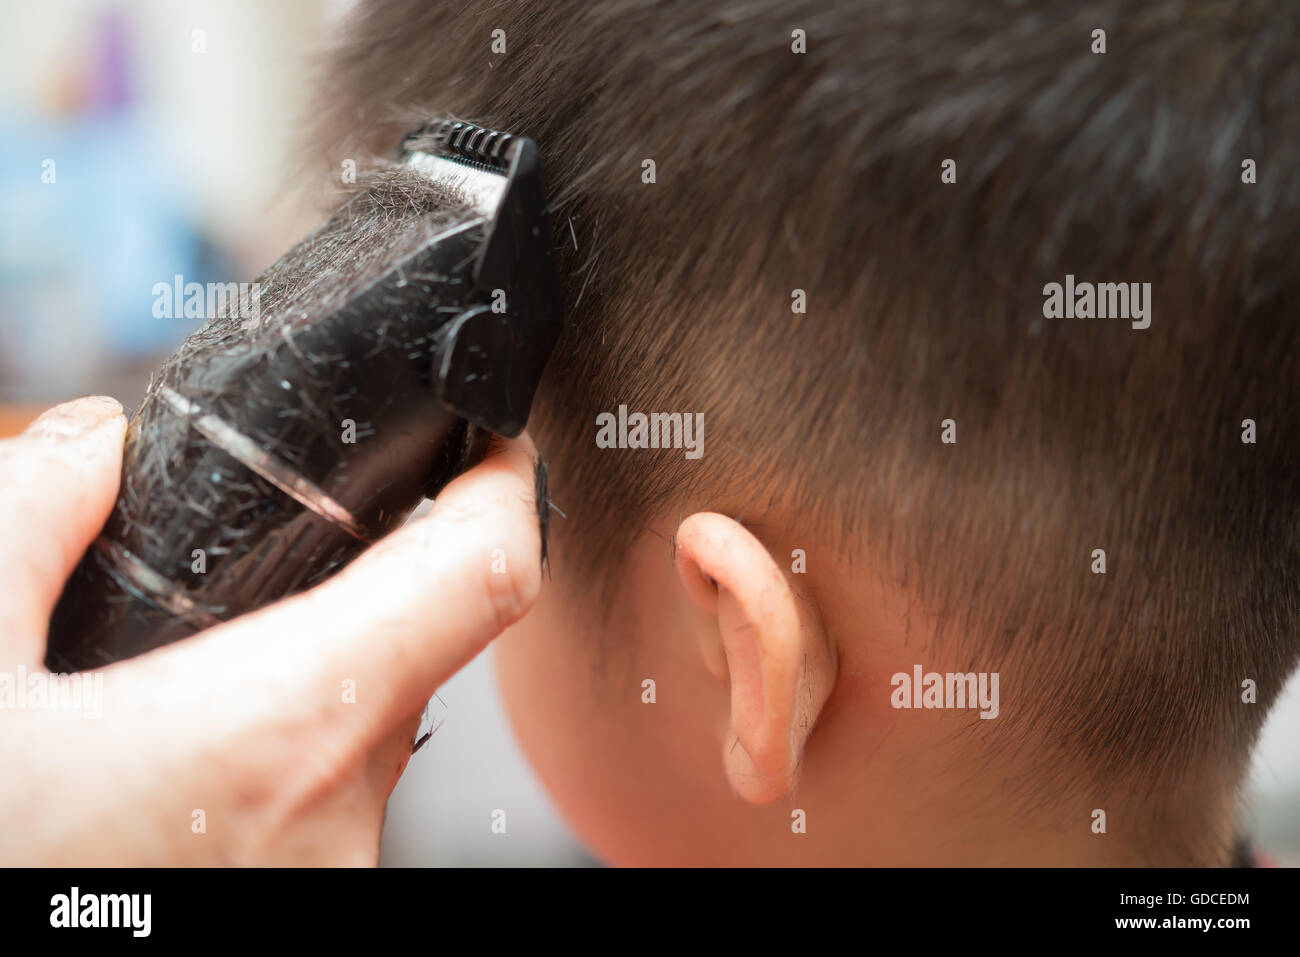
xmin=316 ymin=0 xmax=1300 ymax=823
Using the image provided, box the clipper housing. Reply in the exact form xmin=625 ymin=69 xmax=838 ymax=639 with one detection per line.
xmin=45 ymin=120 xmax=563 ymax=672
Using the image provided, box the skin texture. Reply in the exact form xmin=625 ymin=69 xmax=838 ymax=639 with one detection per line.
xmin=0 ymin=397 xmax=1236 ymax=865
xmin=493 ymin=504 xmax=1238 ymax=866
xmin=0 ymin=396 xmax=542 ymax=865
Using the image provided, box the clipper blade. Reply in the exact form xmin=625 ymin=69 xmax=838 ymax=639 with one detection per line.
xmin=400 ymin=119 xmax=562 ymax=439
xmin=401 ymin=121 xmax=525 ymax=217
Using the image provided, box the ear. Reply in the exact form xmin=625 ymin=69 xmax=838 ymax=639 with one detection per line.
xmin=674 ymin=512 xmax=836 ymax=805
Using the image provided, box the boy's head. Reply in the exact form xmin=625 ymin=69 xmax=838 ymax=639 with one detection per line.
xmin=320 ymin=0 xmax=1300 ymax=864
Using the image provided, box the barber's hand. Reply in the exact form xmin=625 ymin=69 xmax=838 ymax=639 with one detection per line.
xmin=0 ymin=396 xmax=542 ymax=865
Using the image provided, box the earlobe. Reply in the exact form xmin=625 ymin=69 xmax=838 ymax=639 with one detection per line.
xmin=674 ymin=512 xmax=836 ymax=805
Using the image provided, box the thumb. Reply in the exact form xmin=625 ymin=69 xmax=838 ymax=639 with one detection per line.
xmin=0 ymin=397 xmax=126 ymax=667
xmin=123 ymin=433 xmax=545 ymax=751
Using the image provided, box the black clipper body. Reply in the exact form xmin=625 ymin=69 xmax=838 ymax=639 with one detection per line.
xmin=46 ymin=121 xmax=563 ymax=672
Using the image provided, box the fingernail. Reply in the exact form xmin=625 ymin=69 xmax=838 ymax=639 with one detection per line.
xmin=26 ymin=396 xmax=125 ymax=442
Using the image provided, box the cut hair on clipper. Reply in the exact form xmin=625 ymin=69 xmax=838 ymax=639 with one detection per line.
xmin=45 ymin=120 xmax=563 ymax=673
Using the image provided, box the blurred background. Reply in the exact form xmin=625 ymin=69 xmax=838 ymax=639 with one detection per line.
xmin=0 ymin=0 xmax=1295 ymax=866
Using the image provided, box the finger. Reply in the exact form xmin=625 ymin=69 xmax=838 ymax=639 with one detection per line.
xmin=366 ymin=707 xmax=425 ymax=800
xmin=130 ymin=432 xmax=544 ymax=750
xmin=0 ymin=397 xmax=126 ymax=665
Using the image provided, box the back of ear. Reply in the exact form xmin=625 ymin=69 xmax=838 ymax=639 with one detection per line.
xmin=674 ymin=512 xmax=837 ymax=805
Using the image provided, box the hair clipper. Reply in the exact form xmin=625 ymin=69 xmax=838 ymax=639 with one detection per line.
xmin=45 ymin=121 xmax=562 ymax=673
